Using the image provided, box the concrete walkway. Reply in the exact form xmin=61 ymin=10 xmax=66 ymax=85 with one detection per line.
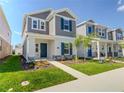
xmin=36 ymin=61 xmax=124 ymax=92
xmin=48 ymin=61 xmax=88 ymax=79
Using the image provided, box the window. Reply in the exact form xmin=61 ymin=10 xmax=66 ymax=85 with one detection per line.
xmin=32 ymin=19 xmax=38 ymax=29
xmin=117 ymin=33 xmax=122 ymax=40
xmin=64 ymin=43 xmax=70 ymax=55
xmin=87 ymin=26 xmax=92 ymax=34
xmin=64 ymin=20 xmax=69 ymax=30
xmin=35 ymin=44 xmax=39 ymax=52
xmin=40 ymin=21 xmax=45 ymax=30
xmin=61 ymin=18 xmax=72 ymax=32
xmin=0 ymin=40 xmax=2 ymax=51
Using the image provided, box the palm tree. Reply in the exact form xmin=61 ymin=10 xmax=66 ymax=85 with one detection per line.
xmin=81 ymin=33 xmax=95 ymax=61
xmin=74 ymin=33 xmax=96 ymax=62
xmin=118 ymin=40 xmax=124 ymax=56
xmin=74 ymin=35 xmax=82 ymax=62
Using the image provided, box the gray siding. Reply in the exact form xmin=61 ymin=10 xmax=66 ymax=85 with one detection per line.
xmin=27 ymin=17 xmax=49 ymax=34
xmin=23 ymin=38 xmax=27 ymax=58
xmin=55 ymin=16 xmax=76 ymax=37
xmin=30 ymin=11 xmax=51 ymax=20
xmin=57 ymin=11 xmax=74 ymax=19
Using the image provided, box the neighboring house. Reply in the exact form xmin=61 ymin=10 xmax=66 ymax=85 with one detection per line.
xmin=22 ymin=8 xmax=76 ymax=61
xmin=15 ymin=44 xmax=22 ymax=55
xmin=77 ymin=20 xmax=124 ymax=59
xmin=0 ymin=6 xmax=11 ymax=59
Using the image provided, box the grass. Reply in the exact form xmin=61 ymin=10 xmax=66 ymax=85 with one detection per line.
xmin=113 ymin=57 xmax=124 ymax=62
xmin=0 ymin=56 xmax=76 ymax=92
xmin=68 ymin=60 xmax=124 ymax=75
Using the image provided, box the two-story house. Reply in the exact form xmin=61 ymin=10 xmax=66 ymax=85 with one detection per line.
xmin=22 ymin=8 xmax=77 ymax=61
xmin=0 ymin=6 xmax=11 ymax=59
xmin=77 ymin=20 xmax=124 ymax=59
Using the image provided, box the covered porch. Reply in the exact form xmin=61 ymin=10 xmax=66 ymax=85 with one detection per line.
xmin=27 ymin=35 xmax=55 ymax=60
xmin=91 ymin=40 xmax=123 ymax=60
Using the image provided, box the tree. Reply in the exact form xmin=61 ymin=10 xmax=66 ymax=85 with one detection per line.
xmin=74 ymin=35 xmax=82 ymax=62
xmin=118 ymin=40 xmax=124 ymax=56
xmin=81 ymin=33 xmax=95 ymax=61
xmin=74 ymin=32 xmax=96 ymax=62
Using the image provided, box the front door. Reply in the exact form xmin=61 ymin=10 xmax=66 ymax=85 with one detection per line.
xmin=40 ymin=43 xmax=47 ymax=58
xmin=88 ymin=45 xmax=92 ymax=57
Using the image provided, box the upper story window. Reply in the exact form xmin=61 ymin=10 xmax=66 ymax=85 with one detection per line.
xmin=61 ymin=18 xmax=72 ymax=32
xmin=32 ymin=18 xmax=38 ymax=29
xmin=40 ymin=20 xmax=45 ymax=30
xmin=116 ymin=32 xmax=123 ymax=40
xmin=96 ymin=28 xmax=106 ymax=38
xmin=31 ymin=17 xmax=45 ymax=31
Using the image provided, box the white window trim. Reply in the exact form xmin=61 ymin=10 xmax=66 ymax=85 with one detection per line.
xmin=64 ymin=43 xmax=70 ymax=55
xmin=31 ymin=16 xmax=46 ymax=31
xmin=39 ymin=19 xmax=46 ymax=31
xmin=32 ymin=17 xmax=38 ymax=30
xmin=63 ymin=18 xmax=70 ymax=32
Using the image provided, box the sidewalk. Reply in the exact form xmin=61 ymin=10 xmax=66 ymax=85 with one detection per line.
xmin=35 ymin=61 xmax=124 ymax=92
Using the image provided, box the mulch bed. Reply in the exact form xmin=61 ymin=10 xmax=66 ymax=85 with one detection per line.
xmin=60 ymin=60 xmax=87 ymax=65
xmin=20 ymin=56 xmax=54 ymax=70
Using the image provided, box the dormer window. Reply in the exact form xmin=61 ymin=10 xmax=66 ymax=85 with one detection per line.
xmin=32 ymin=19 xmax=38 ymax=29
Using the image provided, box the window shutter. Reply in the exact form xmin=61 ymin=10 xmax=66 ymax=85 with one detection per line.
xmin=70 ymin=43 xmax=73 ymax=55
xmin=69 ymin=20 xmax=72 ymax=31
xmin=61 ymin=42 xmax=64 ymax=55
xmin=61 ymin=18 xmax=64 ymax=30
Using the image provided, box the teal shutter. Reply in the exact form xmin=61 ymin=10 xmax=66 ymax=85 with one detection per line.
xmin=61 ymin=43 xmax=64 ymax=55
xmin=69 ymin=20 xmax=72 ymax=31
xmin=70 ymin=43 xmax=72 ymax=55
xmin=61 ymin=18 xmax=64 ymax=30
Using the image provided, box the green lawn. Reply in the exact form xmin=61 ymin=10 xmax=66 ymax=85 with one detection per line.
xmin=113 ymin=57 xmax=124 ymax=62
xmin=68 ymin=60 xmax=124 ymax=75
xmin=0 ymin=56 xmax=76 ymax=92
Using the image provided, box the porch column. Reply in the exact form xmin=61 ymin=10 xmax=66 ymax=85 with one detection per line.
xmin=27 ymin=37 xmax=35 ymax=59
xmin=97 ymin=41 xmax=100 ymax=59
xmin=111 ymin=43 xmax=114 ymax=57
xmin=105 ymin=43 xmax=108 ymax=58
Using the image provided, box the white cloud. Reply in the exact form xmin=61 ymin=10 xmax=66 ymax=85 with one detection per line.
xmin=117 ymin=5 xmax=124 ymax=12
xmin=13 ymin=31 xmax=21 ymax=36
xmin=0 ymin=0 xmax=9 ymax=5
xmin=118 ymin=0 xmax=122 ymax=5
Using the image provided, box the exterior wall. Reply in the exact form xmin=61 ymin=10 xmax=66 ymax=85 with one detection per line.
xmin=27 ymin=17 xmax=49 ymax=34
xmin=34 ymin=39 xmax=54 ymax=59
xmin=23 ymin=38 xmax=27 ymax=58
xmin=77 ymin=24 xmax=87 ymax=36
xmin=54 ymin=36 xmax=76 ymax=56
xmin=55 ymin=16 xmax=76 ymax=37
xmin=0 ymin=7 xmax=11 ymax=59
xmin=15 ymin=44 xmax=22 ymax=55
xmin=0 ymin=37 xmax=11 ymax=59
xmin=49 ymin=17 xmax=55 ymax=35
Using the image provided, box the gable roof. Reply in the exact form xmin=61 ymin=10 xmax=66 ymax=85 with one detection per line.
xmin=26 ymin=8 xmax=52 ymax=16
xmin=54 ymin=8 xmax=77 ymax=19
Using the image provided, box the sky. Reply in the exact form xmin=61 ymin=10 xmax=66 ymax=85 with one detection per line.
xmin=0 ymin=0 xmax=124 ymax=46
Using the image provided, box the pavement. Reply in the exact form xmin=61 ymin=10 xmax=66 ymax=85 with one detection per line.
xmin=35 ymin=61 xmax=124 ymax=92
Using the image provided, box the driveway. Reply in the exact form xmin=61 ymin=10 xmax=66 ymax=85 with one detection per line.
xmin=36 ymin=61 xmax=124 ymax=92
